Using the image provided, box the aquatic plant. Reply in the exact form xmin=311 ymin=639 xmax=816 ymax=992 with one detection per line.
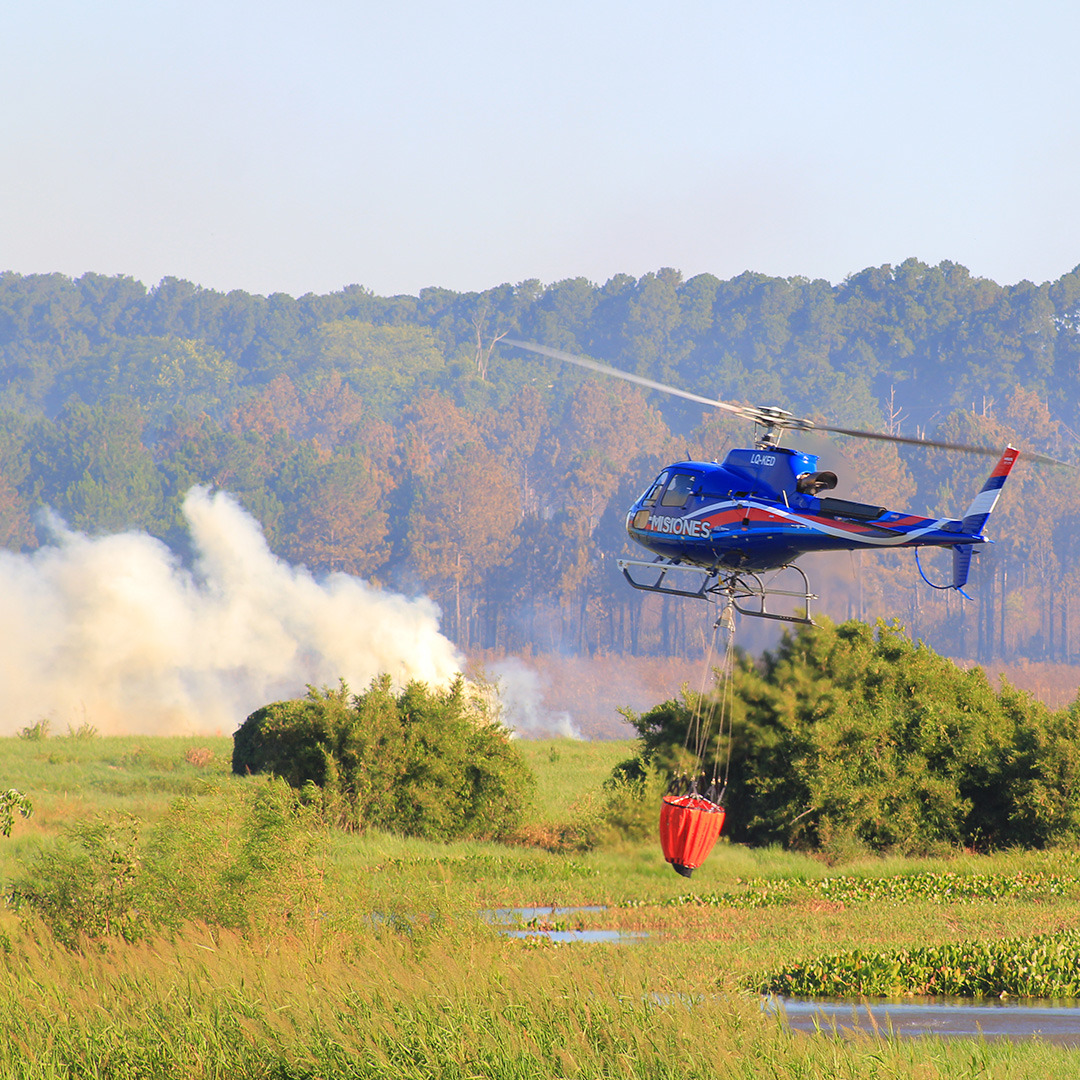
xmin=755 ymin=930 xmax=1080 ymax=998
xmin=658 ymin=869 xmax=1077 ymax=910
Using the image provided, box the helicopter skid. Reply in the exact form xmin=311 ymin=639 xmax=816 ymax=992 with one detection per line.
xmin=616 ymin=558 xmax=816 ymax=625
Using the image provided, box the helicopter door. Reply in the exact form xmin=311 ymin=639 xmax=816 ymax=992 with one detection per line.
xmin=660 ymin=473 xmax=697 ymax=508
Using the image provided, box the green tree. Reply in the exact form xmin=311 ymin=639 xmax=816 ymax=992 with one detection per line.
xmin=620 ymin=619 xmax=1080 ymax=854
xmin=59 ymin=335 xmax=240 ymax=418
xmin=309 ymin=320 xmax=445 ymax=417
xmin=32 ymin=400 xmax=165 ymax=534
xmin=232 ymin=677 xmax=533 ymax=840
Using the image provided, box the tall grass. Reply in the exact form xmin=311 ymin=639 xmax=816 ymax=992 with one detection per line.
xmin=516 ymin=738 xmax=634 ymax=822
xmin=1 ymin=920 xmax=1079 ymax=1079
xmin=7 ymin=734 xmax=1080 ymax=1076
xmin=0 ymin=734 xmax=233 ymax=887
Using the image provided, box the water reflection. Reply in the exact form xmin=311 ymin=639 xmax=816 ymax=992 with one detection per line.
xmin=770 ymin=996 xmax=1080 ymax=1045
xmin=482 ymin=905 xmax=647 ymax=944
xmin=501 ymin=927 xmax=648 ymax=943
xmin=484 ymin=905 xmax=607 ymax=921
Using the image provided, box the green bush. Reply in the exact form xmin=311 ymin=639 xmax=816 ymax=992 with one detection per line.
xmin=0 ymin=789 xmax=32 ymax=837
xmin=9 ymin=779 xmax=329 ymax=947
xmin=232 ymin=675 xmax=534 ymax=841
xmin=9 ymin=813 xmax=146 ymax=946
xmin=619 ymin=618 xmax=1080 ymax=855
xmin=142 ymin=779 xmax=330 ymax=934
xmin=601 ymin=763 xmax=672 ymax=844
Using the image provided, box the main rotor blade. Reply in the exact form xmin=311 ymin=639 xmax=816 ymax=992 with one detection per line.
xmin=814 ymin=422 xmax=1072 ymax=467
xmin=502 ymin=339 xmax=754 ymax=421
xmin=504 ymin=338 xmax=1073 ymax=467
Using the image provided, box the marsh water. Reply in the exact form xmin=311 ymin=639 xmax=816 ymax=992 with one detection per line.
xmin=484 ymin=908 xmax=1080 ymax=1041
xmin=771 ymin=997 xmax=1080 ymax=1045
xmin=482 ymin=905 xmax=647 ymax=944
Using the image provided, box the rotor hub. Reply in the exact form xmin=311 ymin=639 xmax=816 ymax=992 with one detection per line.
xmin=751 ymin=406 xmax=815 ymax=447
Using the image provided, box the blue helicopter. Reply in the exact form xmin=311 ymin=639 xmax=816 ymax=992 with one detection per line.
xmin=506 ymin=340 xmax=1067 ymax=624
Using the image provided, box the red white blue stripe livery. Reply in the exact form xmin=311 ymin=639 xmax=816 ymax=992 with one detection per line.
xmin=624 ymin=445 xmax=1019 ymax=599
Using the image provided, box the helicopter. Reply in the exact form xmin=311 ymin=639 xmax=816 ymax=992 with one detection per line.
xmin=505 ymin=339 xmax=1070 ymax=625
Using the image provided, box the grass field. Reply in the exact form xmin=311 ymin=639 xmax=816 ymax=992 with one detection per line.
xmin=5 ymin=732 xmax=1080 ymax=1077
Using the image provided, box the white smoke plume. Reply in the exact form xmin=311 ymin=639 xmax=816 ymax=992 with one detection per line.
xmin=0 ymin=488 xmax=462 ymax=736
xmin=490 ymin=657 xmax=582 ymax=739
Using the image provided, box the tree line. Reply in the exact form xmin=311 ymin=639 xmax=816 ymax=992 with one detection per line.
xmin=0 ymin=260 xmax=1078 ymax=663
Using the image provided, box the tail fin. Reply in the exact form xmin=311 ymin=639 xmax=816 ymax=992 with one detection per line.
xmin=917 ymin=446 xmax=1018 ymax=599
xmin=916 ymin=543 xmax=977 ymax=598
xmin=951 ymin=544 xmax=975 ymax=599
xmin=960 ymin=446 xmax=1019 ymax=534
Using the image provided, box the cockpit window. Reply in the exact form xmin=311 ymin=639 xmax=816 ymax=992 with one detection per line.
xmin=641 ymin=471 xmax=669 ymax=508
xmin=661 ymin=473 xmax=697 ymax=508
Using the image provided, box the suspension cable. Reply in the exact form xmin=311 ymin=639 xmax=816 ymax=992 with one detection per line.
xmin=679 ymin=617 xmax=720 ymax=791
xmin=677 ymin=600 xmax=738 ymax=802
xmin=713 ymin=602 xmax=738 ymax=795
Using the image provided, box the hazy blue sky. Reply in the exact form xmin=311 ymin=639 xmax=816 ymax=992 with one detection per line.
xmin=3 ymin=1 xmax=1078 ymax=298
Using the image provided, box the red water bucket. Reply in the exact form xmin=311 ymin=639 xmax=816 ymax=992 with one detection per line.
xmin=659 ymin=793 xmax=725 ymax=877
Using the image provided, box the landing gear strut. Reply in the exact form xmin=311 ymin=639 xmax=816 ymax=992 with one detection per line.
xmin=615 ymin=557 xmax=816 ymax=625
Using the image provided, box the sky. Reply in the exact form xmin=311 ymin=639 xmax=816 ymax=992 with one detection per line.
xmin=2 ymin=0 xmax=1079 ymax=299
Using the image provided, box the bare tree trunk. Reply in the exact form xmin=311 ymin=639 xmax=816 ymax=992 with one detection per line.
xmin=1048 ymin=587 xmax=1055 ymax=661
xmin=455 ymin=552 xmax=463 ymax=646
xmin=1000 ymin=568 xmax=1007 ymax=660
xmin=473 ymin=317 xmax=508 ymax=381
xmin=1065 ymin=593 xmax=1071 ymax=664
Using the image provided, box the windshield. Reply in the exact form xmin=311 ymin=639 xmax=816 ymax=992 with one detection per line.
xmin=640 ymin=472 xmax=669 ymax=508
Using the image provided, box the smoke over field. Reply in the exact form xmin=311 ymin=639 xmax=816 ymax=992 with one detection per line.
xmin=0 ymin=488 xmax=462 ymax=736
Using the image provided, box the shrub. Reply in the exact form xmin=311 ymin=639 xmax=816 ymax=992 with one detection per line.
xmin=9 ymin=813 xmax=147 ymax=946
xmin=602 ymin=764 xmax=672 ymax=844
xmin=18 ymin=719 xmax=50 ymax=741
xmin=9 ymin=779 xmax=329 ymax=946
xmin=142 ymin=779 xmax=329 ymax=934
xmin=619 ymin=618 xmax=1080 ymax=855
xmin=0 ymin=790 xmax=32 ymax=837
xmin=232 ymin=675 xmax=534 ymax=841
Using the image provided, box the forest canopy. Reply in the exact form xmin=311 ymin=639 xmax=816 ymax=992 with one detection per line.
xmin=0 ymin=260 xmax=1078 ymax=664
